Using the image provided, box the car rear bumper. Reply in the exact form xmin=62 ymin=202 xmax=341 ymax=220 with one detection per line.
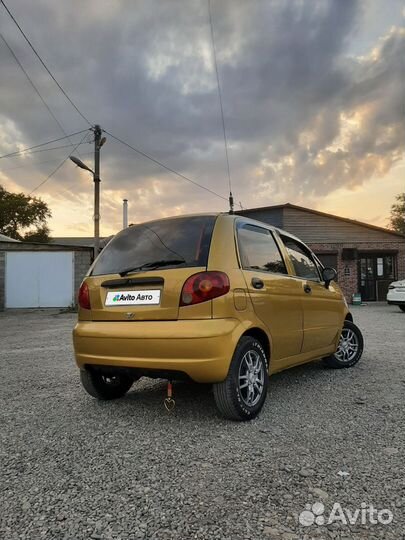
xmin=73 ymin=318 xmax=242 ymax=383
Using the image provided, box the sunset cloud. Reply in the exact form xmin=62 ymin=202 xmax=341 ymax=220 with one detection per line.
xmin=0 ymin=0 xmax=403 ymax=236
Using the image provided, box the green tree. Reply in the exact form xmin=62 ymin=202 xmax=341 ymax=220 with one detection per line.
xmin=23 ymin=225 xmax=51 ymax=243
xmin=390 ymin=193 xmax=405 ymax=235
xmin=0 ymin=185 xmax=52 ymax=241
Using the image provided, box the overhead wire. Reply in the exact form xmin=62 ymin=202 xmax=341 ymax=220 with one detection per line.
xmin=0 ymin=130 xmax=89 ymax=160
xmin=103 ymin=129 xmax=230 ymax=203
xmin=1 ymin=0 xmax=241 ymax=209
xmin=29 ymin=132 xmax=89 ymax=194
xmin=0 ymin=31 xmax=90 ymax=162
xmin=0 ymin=0 xmax=92 ymax=126
xmin=1 ymin=32 xmax=73 ymax=141
xmin=1 ymin=142 xmax=90 ymax=160
xmin=1 ymin=151 xmax=92 ymax=173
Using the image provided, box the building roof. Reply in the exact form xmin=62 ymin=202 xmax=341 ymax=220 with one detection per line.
xmin=238 ymin=203 xmax=405 ymax=239
xmin=0 ymin=240 xmax=93 ymax=251
xmin=50 ymin=237 xmax=100 ymax=247
xmin=0 ymin=233 xmax=20 ymax=242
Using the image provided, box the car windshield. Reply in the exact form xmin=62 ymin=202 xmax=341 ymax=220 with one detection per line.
xmin=91 ymin=215 xmax=217 ymax=276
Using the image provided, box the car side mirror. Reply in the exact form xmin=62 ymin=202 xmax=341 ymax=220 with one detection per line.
xmin=322 ymin=267 xmax=337 ymax=288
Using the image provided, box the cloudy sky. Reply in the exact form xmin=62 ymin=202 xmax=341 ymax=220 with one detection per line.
xmin=0 ymin=0 xmax=404 ymax=237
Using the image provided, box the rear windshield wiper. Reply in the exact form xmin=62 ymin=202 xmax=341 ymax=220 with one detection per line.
xmin=119 ymin=259 xmax=186 ymax=277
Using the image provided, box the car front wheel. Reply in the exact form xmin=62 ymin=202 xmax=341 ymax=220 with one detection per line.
xmin=80 ymin=369 xmax=136 ymax=400
xmin=324 ymin=320 xmax=364 ymax=369
xmin=213 ymin=336 xmax=269 ymax=421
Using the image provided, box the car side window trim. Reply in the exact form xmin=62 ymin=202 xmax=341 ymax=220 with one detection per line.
xmin=313 ymin=253 xmax=326 ymax=278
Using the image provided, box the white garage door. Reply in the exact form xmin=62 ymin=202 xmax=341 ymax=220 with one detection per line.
xmin=6 ymin=252 xmax=74 ymax=308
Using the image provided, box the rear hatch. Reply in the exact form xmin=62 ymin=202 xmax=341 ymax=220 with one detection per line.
xmin=86 ymin=215 xmax=217 ymax=321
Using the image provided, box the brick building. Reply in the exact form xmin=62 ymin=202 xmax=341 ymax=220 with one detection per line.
xmin=239 ymin=203 xmax=405 ymax=302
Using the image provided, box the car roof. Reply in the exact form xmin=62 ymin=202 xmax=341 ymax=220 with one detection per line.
xmin=128 ymin=212 xmax=305 ymax=245
xmin=127 ymin=212 xmax=219 ymax=227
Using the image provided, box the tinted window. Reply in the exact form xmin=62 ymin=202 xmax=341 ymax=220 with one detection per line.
xmin=237 ymin=223 xmax=287 ymax=274
xmin=281 ymin=236 xmax=320 ymax=281
xmin=92 ymin=216 xmax=216 ymax=276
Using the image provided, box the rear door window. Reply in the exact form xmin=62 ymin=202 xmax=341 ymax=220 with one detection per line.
xmin=237 ymin=223 xmax=287 ymax=274
xmin=280 ymin=235 xmax=320 ymax=281
xmin=92 ymin=215 xmax=217 ymax=276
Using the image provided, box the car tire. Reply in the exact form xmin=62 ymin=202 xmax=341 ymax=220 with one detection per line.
xmin=80 ymin=368 xmax=135 ymax=400
xmin=323 ymin=320 xmax=364 ymax=369
xmin=399 ymin=306 xmax=405 ymax=313
xmin=213 ymin=336 xmax=269 ymax=421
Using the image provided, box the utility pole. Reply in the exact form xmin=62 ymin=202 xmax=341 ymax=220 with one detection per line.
xmin=123 ymin=199 xmax=128 ymax=228
xmin=70 ymin=125 xmax=106 ymax=258
xmin=93 ymin=125 xmax=102 ymax=255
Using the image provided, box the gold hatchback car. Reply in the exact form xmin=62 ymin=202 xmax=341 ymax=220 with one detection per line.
xmin=73 ymin=213 xmax=363 ymax=420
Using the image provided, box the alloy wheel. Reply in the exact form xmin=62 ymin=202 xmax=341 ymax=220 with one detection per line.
xmin=238 ymin=350 xmax=265 ymax=407
xmin=335 ymin=328 xmax=359 ymax=363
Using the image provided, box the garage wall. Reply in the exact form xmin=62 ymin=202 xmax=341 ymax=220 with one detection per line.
xmin=74 ymin=250 xmax=92 ymax=299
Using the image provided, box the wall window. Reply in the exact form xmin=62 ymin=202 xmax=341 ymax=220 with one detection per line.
xmin=237 ymin=223 xmax=287 ymax=274
xmin=280 ymin=235 xmax=320 ymax=281
xmin=383 ymin=256 xmax=394 ymax=279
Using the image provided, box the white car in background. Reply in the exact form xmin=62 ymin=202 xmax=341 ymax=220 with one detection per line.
xmin=387 ymin=280 xmax=405 ymax=312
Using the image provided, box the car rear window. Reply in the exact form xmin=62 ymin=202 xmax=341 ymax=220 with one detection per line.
xmin=91 ymin=215 xmax=217 ymax=276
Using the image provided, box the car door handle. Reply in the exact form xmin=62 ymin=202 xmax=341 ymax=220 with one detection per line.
xmin=251 ymin=277 xmax=264 ymax=289
xmin=304 ymin=284 xmax=312 ymax=294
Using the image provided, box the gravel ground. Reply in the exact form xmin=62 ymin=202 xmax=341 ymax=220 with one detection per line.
xmin=0 ymin=304 xmax=404 ymax=540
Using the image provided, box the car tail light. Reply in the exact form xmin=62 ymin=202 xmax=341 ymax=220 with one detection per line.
xmin=180 ymin=271 xmax=230 ymax=306
xmin=78 ymin=281 xmax=91 ymax=310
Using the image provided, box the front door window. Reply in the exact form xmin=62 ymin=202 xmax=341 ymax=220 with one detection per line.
xmin=280 ymin=236 xmax=320 ymax=281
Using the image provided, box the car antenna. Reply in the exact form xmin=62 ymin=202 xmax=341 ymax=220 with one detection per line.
xmin=208 ymin=0 xmax=235 ymax=216
xmin=229 ymin=192 xmax=234 ymax=214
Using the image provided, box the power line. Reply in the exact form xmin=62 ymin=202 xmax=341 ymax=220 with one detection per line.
xmin=208 ymin=0 xmax=232 ymax=198
xmin=1 ymin=151 xmax=92 ymax=173
xmin=1 ymin=32 xmax=71 ymax=142
xmin=104 ymin=130 xmax=229 ymax=202
xmin=0 ymin=130 xmax=89 ymax=160
xmin=2 ymin=141 xmax=90 ymax=160
xmin=29 ymin=132 xmax=89 ymax=194
xmin=0 ymin=32 xmax=89 ymax=159
xmin=0 ymin=0 xmax=92 ymax=127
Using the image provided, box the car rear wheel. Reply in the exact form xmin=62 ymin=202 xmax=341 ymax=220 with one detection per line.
xmin=399 ymin=306 xmax=405 ymax=313
xmin=324 ymin=320 xmax=363 ymax=369
xmin=213 ymin=336 xmax=269 ymax=421
xmin=80 ymin=369 xmax=136 ymax=400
